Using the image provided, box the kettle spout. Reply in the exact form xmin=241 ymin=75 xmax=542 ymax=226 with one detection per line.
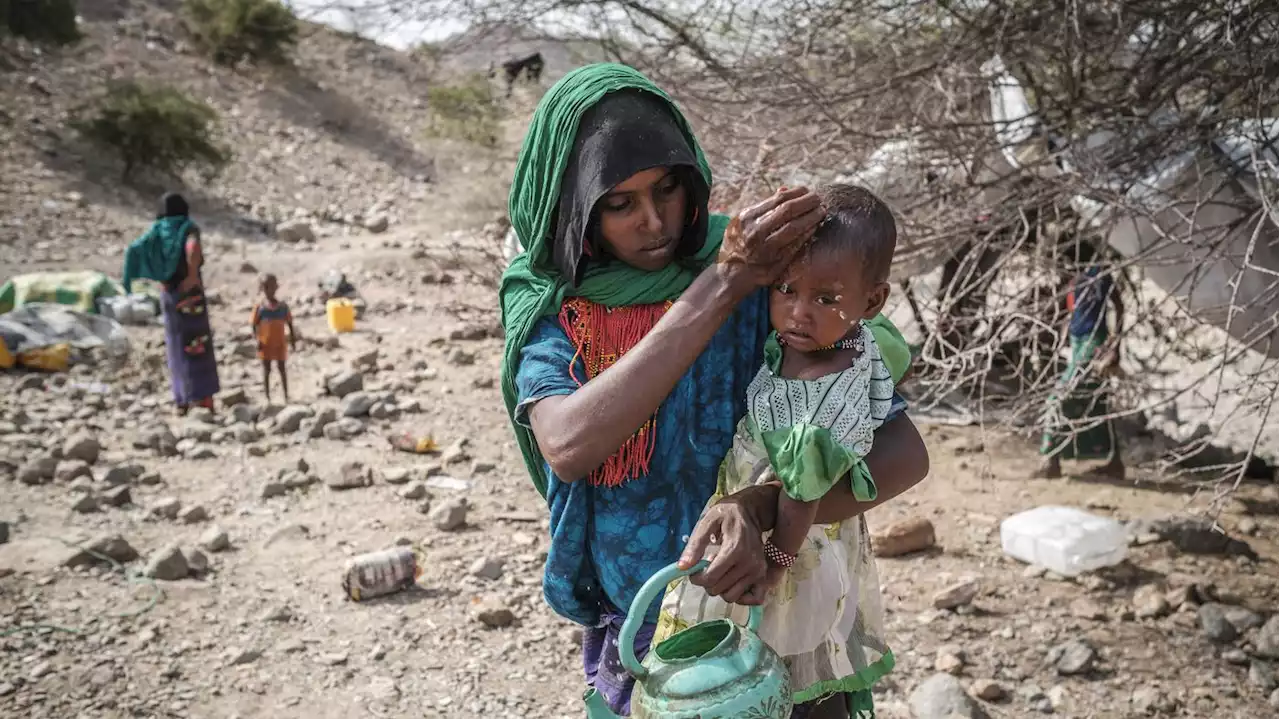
xmin=583 ymin=688 xmax=621 ymax=719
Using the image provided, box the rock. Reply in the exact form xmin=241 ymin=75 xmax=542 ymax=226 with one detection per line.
xmin=186 ymin=548 xmax=209 ymax=575
xmin=1250 ymin=615 xmax=1278 ymax=659
xmin=1223 ymin=648 xmax=1250 ymax=665
xmin=233 ymin=424 xmax=263 ymax=443
xmin=1250 ymin=660 xmax=1279 ymax=692
xmin=872 ymin=516 xmax=937 ymax=557
xmin=231 ymin=404 xmax=258 ymax=424
xmin=260 ymin=604 xmax=293 ymax=622
xmin=221 ymin=388 xmax=248 ymax=407
xmin=306 ymin=408 xmax=337 ymax=438
xmin=364 ymin=214 xmax=389 ymax=233
xmin=910 ymin=673 xmax=990 ymax=719
xmin=178 ymin=505 xmax=209 ymax=523
xmin=328 ymin=462 xmax=372 ymax=490
xmin=342 ymin=392 xmax=377 ymax=418
xmin=326 ymin=370 xmax=364 ymax=398
xmin=99 ymin=485 xmax=132 ymax=507
xmin=1133 ymin=585 xmax=1171 ymax=619
xmin=319 ymin=652 xmax=349 ymax=666
xmin=143 ymin=544 xmax=189 ymax=580
xmin=935 ymin=645 xmax=966 ymax=674
xmin=1129 ymin=686 xmax=1171 ymax=715
xmin=100 ymin=465 xmax=134 ymax=487
xmin=260 ymin=481 xmax=288 ymax=499
xmin=399 ymin=481 xmax=430 ymax=501
xmin=55 ymin=459 xmax=93 ymax=482
xmin=1069 ymin=598 xmax=1107 ymax=620
xmin=446 ymin=348 xmax=475 ymax=366
xmin=200 ymin=526 xmax=231 ymax=552
xmin=933 ymin=578 xmax=980 ymax=610
xmin=470 ymin=556 xmax=505 ymax=580
xmin=430 ymin=497 xmax=467 ymax=531
xmin=1199 ymin=603 xmax=1239 ymax=643
xmin=277 ymin=219 xmax=315 ymax=243
xmin=62 ymin=434 xmax=101 ymax=464
xmin=149 ymin=497 xmax=182 ymax=520
xmin=1049 ymin=639 xmax=1096 ymax=675
xmin=1222 ymin=605 xmax=1264 ymax=633
xmin=75 ymin=534 xmax=139 ymax=565
xmin=18 ymin=456 xmax=58 ymax=484
xmin=273 ymin=405 xmax=311 ymax=434
xmin=970 ymin=679 xmax=1006 ymax=702
xmin=441 ymin=439 xmax=471 ymax=464
xmin=382 ymin=467 xmax=411 ymax=485
xmin=1018 ymin=684 xmax=1051 ymax=713
xmin=226 ymin=647 xmax=262 ymax=666
xmin=70 ymin=494 xmax=99 ymax=513
xmin=473 ymin=599 xmax=515 ymax=628
xmin=1150 ymin=516 xmax=1256 ymax=558
xmin=1046 ymin=685 xmax=1069 ymax=711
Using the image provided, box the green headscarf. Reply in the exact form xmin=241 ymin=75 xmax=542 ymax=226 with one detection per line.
xmin=499 ymin=63 xmax=911 ymax=499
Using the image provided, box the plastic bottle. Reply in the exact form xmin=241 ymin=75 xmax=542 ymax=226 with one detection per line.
xmin=342 ymin=546 xmax=425 ymax=601
xmin=999 ymin=505 xmax=1127 ymax=576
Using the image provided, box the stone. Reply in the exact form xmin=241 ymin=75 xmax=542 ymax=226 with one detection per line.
xmin=226 ymin=647 xmax=262 ymax=666
xmin=1199 ymin=603 xmax=1239 ymax=643
xmin=221 ymin=388 xmax=248 ymax=406
xmin=328 ymin=462 xmax=371 ymax=490
xmin=342 ymin=392 xmax=377 ymax=418
xmin=441 ymin=439 xmax=471 ymax=464
xmin=233 ymin=424 xmax=263 ymax=443
xmin=933 ymin=578 xmax=980 ymax=610
xmin=473 ymin=599 xmax=515 ymax=628
xmin=98 ymin=485 xmax=132 ymax=507
xmin=78 ymin=534 xmax=139 ymax=565
xmin=260 ymin=481 xmax=288 ymax=499
xmin=273 ymin=405 xmax=311 ymax=434
xmin=970 ymin=679 xmax=1006 ymax=702
xmin=1069 ymin=598 xmax=1107 ymax=620
xmin=260 ymin=604 xmax=293 ymax=622
xmin=276 ymin=219 xmax=315 ymax=244
xmin=872 ymin=516 xmax=937 ymax=557
xmin=200 ymin=526 xmax=231 ymax=552
xmin=18 ymin=456 xmax=58 ymax=484
xmin=326 ymin=370 xmax=364 ymax=398
xmin=1046 ymin=685 xmax=1069 ymax=711
xmin=909 ymin=673 xmax=990 ymax=719
xmin=1250 ymin=660 xmax=1279 ymax=692
xmin=1150 ymin=516 xmax=1255 ymax=558
xmin=231 ymin=404 xmax=258 ymax=424
xmin=1133 ymin=585 xmax=1171 ymax=619
xmin=149 ymin=497 xmax=182 ymax=520
xmin=1129 ymin=686 xmax=1171 ymax=715
xmin=319 ymin=652 xmax=349 ymax=666
xmin=1222 ymin=605 xmax=1264 ymax=633
xmin=364 ymin=214 xmax=389 ymax=233
xmin=100 ymin=465 xmax=134 ymax=487
xmin=935 ymin=645 xmax=966 ymax=674
xmin=430 ymin=497 xmax=468 ymax=531
xmin=382 ymin=467 xmax=411 ymax=485
xmin=1049 ymin=639 xmax=1096 ymax=675
xmin=55 ymin=459 xmax=93 ymax=482
xmin=186 ymin=548 xmax=209 ymax=575
xmin=1222 ymin=648 xmax=1250 ymax=665
xmin=470 ymin=556 xmax=505 ymax=580
xmin=144 ymin=544 xmax=189 ymax=580
xmin=63 ymin=434 xmax=102 ymax=464
xmin=178 ymin=505 xmax=209 ymax=523
xmin=1250 ymin=615 xmax=1278 ymax=659
xmin=399 ymin=482 xmax=429 ymax=500
xmin=70 ymin=494 xmax=99 ymax=513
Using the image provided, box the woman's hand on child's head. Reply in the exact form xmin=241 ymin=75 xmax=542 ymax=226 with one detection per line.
xmin=718 ymin=187 xmax=823 ymax=290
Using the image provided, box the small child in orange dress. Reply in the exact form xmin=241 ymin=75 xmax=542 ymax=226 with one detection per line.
xmin=251 ymin=274 xmax=298 ymax=403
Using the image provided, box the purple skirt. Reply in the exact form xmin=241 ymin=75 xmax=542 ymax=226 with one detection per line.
xmin=161 ymin=287 xmax=220 ymax=406
xmin=582 ymin=606 xmax=829 ymax=717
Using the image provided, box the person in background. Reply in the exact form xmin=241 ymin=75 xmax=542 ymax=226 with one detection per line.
xmin=251 ymin=273 xmax=298 ymax=403
xmin=1036 ymin=245 xmax=1125 ymax=479
xmin=122 ymin=192 xmax=220 ymax=415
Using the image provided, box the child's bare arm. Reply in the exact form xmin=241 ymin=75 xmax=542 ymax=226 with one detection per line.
xmin=771 ymin=493 xmax=820 ymax=557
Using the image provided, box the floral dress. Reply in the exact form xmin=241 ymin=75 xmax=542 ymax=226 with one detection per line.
xmin=654 ymin=327 xmax=897 ymax=714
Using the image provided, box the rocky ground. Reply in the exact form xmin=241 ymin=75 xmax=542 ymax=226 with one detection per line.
xmin=2 ymin=5 xmax=1278 ymax=719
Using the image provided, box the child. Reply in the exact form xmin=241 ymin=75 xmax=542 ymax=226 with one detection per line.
xmin=250 ymin=274 xmax=298 ymax=403
xmin=655 ymin=184 xmax=913 ymax=716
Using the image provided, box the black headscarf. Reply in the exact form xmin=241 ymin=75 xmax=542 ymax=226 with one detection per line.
xmin=553 ymin=90 xmax=710 ymax=286
xmin=158 ymin=192 xmax=189 ymax=219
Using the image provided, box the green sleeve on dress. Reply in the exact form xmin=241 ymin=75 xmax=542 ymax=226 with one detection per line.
xmin=759 ymin=423 xmax=877 ymax=502
xmin=866 ymin=314 xmax=909 ymax=383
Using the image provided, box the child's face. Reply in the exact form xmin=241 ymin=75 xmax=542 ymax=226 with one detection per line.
xmin=262 ymin=277 xmax=278 ymax=298
xmin=769 ymin=249 xmax=889 ymax=352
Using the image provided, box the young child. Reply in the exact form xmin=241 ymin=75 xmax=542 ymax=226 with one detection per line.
xmin=655 ymin=184 xmax=913 ymax=716
xmin=250 ymin=274 xmax=298 ymax=403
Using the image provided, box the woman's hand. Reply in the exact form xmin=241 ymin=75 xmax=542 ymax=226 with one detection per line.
xmin=718 ymin=187 xmax=823 ymax=290
xmin=678 ymin=484 xmax=778 ymax=605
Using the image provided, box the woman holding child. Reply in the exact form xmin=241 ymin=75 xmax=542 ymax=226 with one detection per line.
xmin=500 ymin=64 xmax=930 ymax=718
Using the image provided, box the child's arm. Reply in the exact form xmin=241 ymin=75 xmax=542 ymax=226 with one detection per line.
xmin=286 ymin=305 xmax=298 ymax=349
xmin=771 ymin=493 xmax=819 ymax=558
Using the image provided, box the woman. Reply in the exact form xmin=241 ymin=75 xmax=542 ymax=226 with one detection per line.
xmin=123 ymin=193 xmax=221 ymax=414
xmin=500 ymin=64 xmax=929 ymax=718
xmin=1036 ymin=247 xmax=1125 ymax=479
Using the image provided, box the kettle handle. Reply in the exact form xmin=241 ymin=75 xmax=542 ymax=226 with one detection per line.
xmin=618 ymin=559 xmax=764 ymax=681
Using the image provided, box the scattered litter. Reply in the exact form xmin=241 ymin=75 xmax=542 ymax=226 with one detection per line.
xmin=342 ymin=546 xmax=425 ymax=601
xmin=423 ymin=475 xmax=470 ymax=492
xmin=1000 ymin=506 xmax=1127 ymax=577
xmin=390 ymin=433 xmax=438 ymax=454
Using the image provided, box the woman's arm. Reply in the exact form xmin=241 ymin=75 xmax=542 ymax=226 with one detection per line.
xmin=527 ymin=188 xmax=823 ymax=482
xmin=179 ymin=227 xmax=203 ymax=292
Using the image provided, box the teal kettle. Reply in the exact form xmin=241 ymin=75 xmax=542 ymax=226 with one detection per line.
xmin=583 ymin=560 xmax=793 ymax=718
